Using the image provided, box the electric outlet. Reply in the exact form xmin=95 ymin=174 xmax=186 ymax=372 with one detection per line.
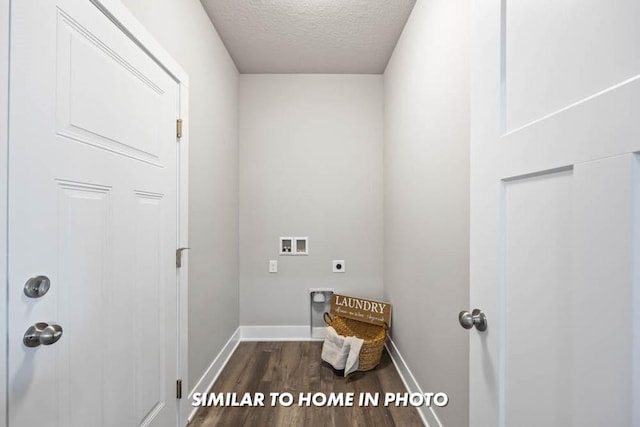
xmin=332 ymin=260 xmax=345 ymax=273
xmin=269 ymin=260 xmax=278 ymax=273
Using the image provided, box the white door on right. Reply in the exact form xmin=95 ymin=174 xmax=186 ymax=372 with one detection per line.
xmin=470 ymin=1 xmax=640 ymax=426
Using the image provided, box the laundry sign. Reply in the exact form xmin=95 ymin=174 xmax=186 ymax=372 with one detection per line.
xmin=330 ymin=294 xmax=391 ymax=328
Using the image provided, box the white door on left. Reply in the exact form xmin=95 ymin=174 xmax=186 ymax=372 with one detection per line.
xmin=8 ymin=1 xmax=180 ymax=426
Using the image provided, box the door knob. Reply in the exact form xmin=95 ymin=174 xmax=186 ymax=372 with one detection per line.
xmin=23 ymin=322 xmax=63 ymax=347
xmin=459 ymin=309 xmax=487 ymax=331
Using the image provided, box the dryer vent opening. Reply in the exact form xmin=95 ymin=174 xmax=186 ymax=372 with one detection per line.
xmin=309 ymin=289 xmax=333 ymax=339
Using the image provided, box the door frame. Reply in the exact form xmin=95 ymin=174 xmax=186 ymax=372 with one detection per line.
xmin=1 ymin=0 xmax=9 ymax=425
xmin=0 ymin=0 xmax=11 ymax=427
xmin=1 ymin=1 xmax=190 ymax=425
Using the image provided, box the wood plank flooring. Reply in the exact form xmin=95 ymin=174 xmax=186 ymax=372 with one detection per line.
xmin=189 ymin=341 xmax=423 ymax=427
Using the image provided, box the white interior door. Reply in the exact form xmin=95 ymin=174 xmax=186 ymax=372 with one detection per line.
xmin=470 ymin=1 xmax=640 ymax=426
xmin=8 ymin=0 xmax=181 ymax=426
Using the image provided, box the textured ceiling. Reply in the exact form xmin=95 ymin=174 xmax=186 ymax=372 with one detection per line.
xmin=200 ymin=0 xmax=417 ymax=74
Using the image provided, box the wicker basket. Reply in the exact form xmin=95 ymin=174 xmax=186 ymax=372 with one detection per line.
xmin=323 ymin=312 xmax=388 ymax=371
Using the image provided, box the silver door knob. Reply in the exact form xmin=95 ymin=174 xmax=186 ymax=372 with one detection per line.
xmin=23 ymin=322 xmax=63 ymax=347
xmin=459 ymin=309 xmax=487 ymax=331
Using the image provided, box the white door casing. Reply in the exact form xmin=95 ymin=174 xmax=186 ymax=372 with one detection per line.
xmin=471 ymin=1 xmax=640 ymax=426
xmin=1 ymin=0 xmax=10 ymax=425
xmin=6 ymin=0 xmax=189 ymax=426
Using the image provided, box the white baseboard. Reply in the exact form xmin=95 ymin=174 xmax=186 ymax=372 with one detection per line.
xmin=385 ymin=338 xmax=442 ymax=427
xmin=311 ymin=326 xmax=328 ymax=339
xmin=187 ymin=327 xmax=241 ymax=422
xmin=240 ymin=325 xmax=321 ymax=341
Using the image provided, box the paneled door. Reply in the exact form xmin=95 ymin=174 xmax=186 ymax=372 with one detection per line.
xmin=469 ymin=0 xmax=640 ymax=426
xmin=8 ymin=0 xmax=182 ymax=426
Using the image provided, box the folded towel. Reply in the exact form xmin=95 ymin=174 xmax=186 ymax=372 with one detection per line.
xmin=321 ymin=326 xmax=364 ymax=376
xmin=321 ymin=326 xmax=350 ymax=370
xmin=344 ymin=336 xmax=364 ymax=376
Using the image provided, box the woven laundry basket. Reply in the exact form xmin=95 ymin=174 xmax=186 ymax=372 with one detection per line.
xmin=323 ymin=312 xmax=388 ymax=371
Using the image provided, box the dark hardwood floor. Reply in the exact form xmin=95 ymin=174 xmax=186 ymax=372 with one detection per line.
xmin=189 ymin=341 xmax=423 ymax=426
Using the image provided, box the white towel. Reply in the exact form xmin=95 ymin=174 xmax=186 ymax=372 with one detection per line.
xmin=344 ymin=336 xmax=364 ymax=376
xmin=321 ymin=327 xmax=364 ymax=376
xmin=321 ymin=326 xmax=350 ymax=370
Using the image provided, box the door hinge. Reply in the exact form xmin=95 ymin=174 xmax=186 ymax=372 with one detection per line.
xmin=176 ymin=118 xmax=183 ymax=139
xmin=177 ymin=379 xmax=183 ymax=399
xmin=176 ymin=247 xmax=190 ymax=268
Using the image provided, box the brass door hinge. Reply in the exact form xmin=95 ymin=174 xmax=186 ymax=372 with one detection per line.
xmin=176 ymin=247 xmax=190 ymax=268
xmin=176 ymin=118 xmax=183 ymax=139
xmin=177 ymin=379 xmax=183 ymax=399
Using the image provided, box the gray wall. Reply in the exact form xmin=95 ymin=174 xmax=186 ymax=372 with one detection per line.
xmin=121 ymin=0 xmax=239 ymax=391
xmin=121 ymin=4 xmax=470 ymax=423
xmin=383 ymin=0 xmax=470 ymax=425
xmin=239 ymin=75 xmax=383 ymax=326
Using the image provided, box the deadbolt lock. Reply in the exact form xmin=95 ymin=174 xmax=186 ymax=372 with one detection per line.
xmin=24 ymin=275 xmax=51 ymax=298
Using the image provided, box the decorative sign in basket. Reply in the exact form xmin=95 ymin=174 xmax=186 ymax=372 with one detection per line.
xmin=324 ymin=294 xmax=392 ymax=371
